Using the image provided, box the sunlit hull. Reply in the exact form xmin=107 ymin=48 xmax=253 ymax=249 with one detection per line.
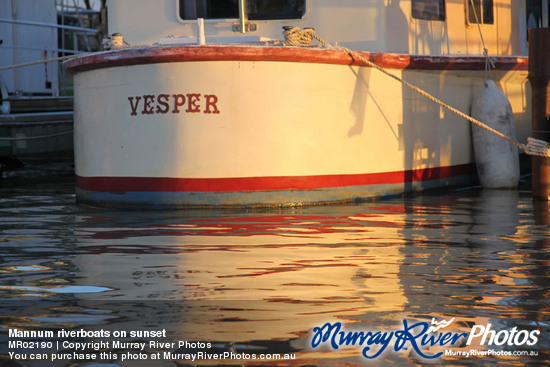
xmin=66 ymin=46 xmax=529 ymax=208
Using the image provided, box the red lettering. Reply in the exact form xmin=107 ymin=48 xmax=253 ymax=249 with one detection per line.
xmin=142 ymin=95 xmax=155 ymax=114
xmin=186 ymin=93 xmax=201 ymax=113
xmin=128 ymin=96 xmax=142 ymax=116
xmin=172 ymin=94 xmax=186 ymax=113
xmin=129 ymin=93 xmax=221 ymax=116
xmin=204 ymin=94 xmax=220 ymax=114
xmin=156 ymin=94 xmax=170 ymax=114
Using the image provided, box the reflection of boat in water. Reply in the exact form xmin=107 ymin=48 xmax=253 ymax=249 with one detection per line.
xmin=3 ymin=188 xmax=548 ymax=365
xmin=65 ymin=0 xmax=535 ymax=208
xmin=74 ymin=207 xmax=407 ymax=346
xmin=69 ymin=192 xmax=549 ymax=365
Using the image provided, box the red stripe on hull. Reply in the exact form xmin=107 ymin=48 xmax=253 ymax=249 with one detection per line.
xmin=65 ymin=46 xmax=528 ymax=74
xmin=77 ymin=164 xmax=473 ymax=192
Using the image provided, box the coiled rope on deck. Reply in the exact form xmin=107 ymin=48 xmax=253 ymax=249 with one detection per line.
xmin=283 ymin=27 xmax=550 ymax=158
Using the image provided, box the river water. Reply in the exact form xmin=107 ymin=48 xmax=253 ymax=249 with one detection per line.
xmin=0 ymin=161 xmax=548 ymax=366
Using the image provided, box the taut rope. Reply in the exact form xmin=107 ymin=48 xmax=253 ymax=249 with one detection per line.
xmin=283 ymin=27 xmax=550 ymax=158
xmin=0 ymin=54 xmax=83 ymax=72
xmin=0 ymin=130 xmax=73 ymax=141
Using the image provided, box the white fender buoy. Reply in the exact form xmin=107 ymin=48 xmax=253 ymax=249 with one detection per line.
xmin=471 ymin=80 xmax=520 ymax=189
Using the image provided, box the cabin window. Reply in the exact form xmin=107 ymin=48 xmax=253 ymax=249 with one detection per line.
xmin=467 ymin=0 xmax=494 ymax=24
xmin=411 ymin=0 xmax=446 ymax=21
xmin=179 ymin=0 xmax=306 ymax=21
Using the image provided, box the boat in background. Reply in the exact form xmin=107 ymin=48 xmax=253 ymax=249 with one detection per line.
xmin=66 ymin=0 xmax=542 ymax=208
xmin=0 ymin=0 xmax=103 ymax=164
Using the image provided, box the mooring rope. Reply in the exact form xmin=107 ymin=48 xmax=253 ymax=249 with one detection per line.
xmin=0 ymin=35 xmax=144 ymax=72
xmin=0 ymin=130 xmax=73 ymax=141
xmin=283 ymin=27 xmax=550 ymax=158
xmin=0 ymin=54 xmax=83 ymax=72
xmin=525 ymin=138 xmax=550 ymax=158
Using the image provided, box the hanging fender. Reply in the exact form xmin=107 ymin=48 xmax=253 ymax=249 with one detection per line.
xmin=471 ymin=80 xmax=520 ymax=189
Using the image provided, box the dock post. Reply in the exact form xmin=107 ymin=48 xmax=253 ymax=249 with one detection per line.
xmin=528 ymin=28 xmax=550 ymax=200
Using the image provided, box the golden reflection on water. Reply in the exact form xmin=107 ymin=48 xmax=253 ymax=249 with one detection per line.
xmin=73 ymin=211 xmax=408 ymax=346
xmin=1 ymin=187 xmax=548 ymax=365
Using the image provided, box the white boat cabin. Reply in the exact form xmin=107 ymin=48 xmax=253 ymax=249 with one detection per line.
xmin=109 ymin=0 xmax=549 ymax=56
xmin=0 ymin=0 xmax=58 ymax=95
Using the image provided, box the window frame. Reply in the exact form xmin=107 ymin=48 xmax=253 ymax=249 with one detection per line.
xmin=466 ymin=0 xmax=494 ymax=25
xmin=176 ymin=0 xmax=309 ymax=23
xmin=411 ymin=0 xmax=447 ymax=22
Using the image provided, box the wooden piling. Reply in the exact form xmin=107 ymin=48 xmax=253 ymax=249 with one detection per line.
xmin=528 ymin=28 xmax=550 ymax=200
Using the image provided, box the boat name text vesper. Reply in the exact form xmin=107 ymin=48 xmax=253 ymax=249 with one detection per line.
xmin=128 ymin=93 xmax=220 ymax=116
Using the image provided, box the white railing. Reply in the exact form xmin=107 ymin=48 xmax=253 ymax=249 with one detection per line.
xmin=0 ymin=0 xmax=102 ymax=99
xmin=0 ymin=17 xmax=98 ymax=34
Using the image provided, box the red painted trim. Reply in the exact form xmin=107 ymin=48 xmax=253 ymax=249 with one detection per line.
xmin=76 ymin=163 xmax=473 ymax=192
xmin=64 ymin=45 xmax=528 ymax=74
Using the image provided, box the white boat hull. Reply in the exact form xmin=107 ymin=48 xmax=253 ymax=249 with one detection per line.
xmin=66 ymin=46 xmax=529 ymax=208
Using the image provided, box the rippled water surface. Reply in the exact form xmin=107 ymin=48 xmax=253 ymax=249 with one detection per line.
xmin=0 ymin=163 xmax=549 ymax=366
